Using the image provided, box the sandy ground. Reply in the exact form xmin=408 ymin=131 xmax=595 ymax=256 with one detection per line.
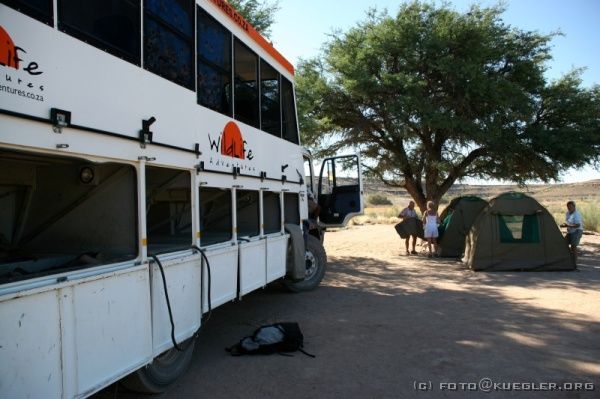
xmin=96 ymin=225 xmax=600 ymax=398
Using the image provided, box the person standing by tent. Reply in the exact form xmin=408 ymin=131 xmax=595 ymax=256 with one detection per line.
xmin=561 ymin=201 xmax=584 ymax=261
xmin=398 ymin=201 xmax=419 ymax=255
xmin=423 ymin=201 xmax=440 ymax=258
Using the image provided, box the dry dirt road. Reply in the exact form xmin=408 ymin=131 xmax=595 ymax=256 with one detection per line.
xmin=96 ymin=225 xmax=600 ymax=399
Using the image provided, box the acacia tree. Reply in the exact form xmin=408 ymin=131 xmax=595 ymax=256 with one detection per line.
xmin=227 ymin=0 xmax=280 ymax=38
xmin=296 ymin=2 xmax=600 ymax=212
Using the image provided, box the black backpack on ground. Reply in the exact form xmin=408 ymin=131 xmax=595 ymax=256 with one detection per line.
xmin=226 ymin=322 xmax=314 ymax=357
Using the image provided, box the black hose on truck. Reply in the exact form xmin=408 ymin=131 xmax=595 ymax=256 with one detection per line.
xmin=148 ymin=247 xmax=212 ymax=353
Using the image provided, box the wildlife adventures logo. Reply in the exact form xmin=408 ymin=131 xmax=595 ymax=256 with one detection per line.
xmin=0 ymin=25 xmax=45 ymax=102
xmin=208 ymin=121 xmax=256 ymax=172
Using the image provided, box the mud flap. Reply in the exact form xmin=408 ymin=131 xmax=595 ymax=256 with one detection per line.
xmin=284 ymin=223 xmax=306 ymax=281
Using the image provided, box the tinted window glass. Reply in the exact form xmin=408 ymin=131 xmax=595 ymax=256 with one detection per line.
xmin=281 ymin=77 xmax=299 ymax=144
xmin=0 ymin=150 xmax=137 ymax=285
xmin=198 ymin=10 xmax=231 ymax=69
xmin=4 ymin=0 xmax=53 ymax=25
xmin=144 ymin=19 xmax=194 ymax=89
xmin=263 ymin=191 xmax=281 ymax=234
xmin=284 ymin=192 xmax=300 ymax=225
xmin=261 ymin=60 xmax=281 ymax=137
xmin=237 ymin=190 xmax=259 ymax=237
xmin=198 ymin=63 xmax=232 ymax=115
xmin=234 ymin=39 xmax=259 ymax=128
xmin=58 ymin=0 xmax=141 ymax=65
xmin=200 ymin=188 xmax=232 ymax=246
xmin=144 ymin=0 xmax=194 ymax=89
xmin=146 ymin=0 xmax=193 ymax=36
xmin=146 ymin=167 xmax=192 ymax=253
xmin=197 ymin=7 xmax=232 ymax=116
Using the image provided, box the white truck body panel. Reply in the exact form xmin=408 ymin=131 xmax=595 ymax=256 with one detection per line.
xmin=0 ymin=265 xmax=153 ymax=398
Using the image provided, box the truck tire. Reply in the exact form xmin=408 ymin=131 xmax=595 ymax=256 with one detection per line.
xmin=284 ymin=234 xmax=327 ymax=292
xmin=121 ymin=339 xmax=195 ymax=393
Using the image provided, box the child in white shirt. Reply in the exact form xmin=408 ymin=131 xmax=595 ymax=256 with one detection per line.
xmin=423 ymin=201 xmax=440 ymax=258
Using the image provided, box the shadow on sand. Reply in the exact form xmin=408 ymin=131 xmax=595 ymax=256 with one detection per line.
xmin=95 ymin=249 xmax=600 ymax=399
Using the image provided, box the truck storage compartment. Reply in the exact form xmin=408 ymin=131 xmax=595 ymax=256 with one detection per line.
xmin=0 ymin=149 xmax=137 ymax=285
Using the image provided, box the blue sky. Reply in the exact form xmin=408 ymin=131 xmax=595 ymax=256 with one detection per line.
xmin=270 ymin=0 xmax=600 ymax=182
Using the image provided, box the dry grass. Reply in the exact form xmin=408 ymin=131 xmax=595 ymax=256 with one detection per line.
xmin=351 ymin=205 xmax=400 ymax=225
xmin=353 ymin=199 xmax=600 ymax=233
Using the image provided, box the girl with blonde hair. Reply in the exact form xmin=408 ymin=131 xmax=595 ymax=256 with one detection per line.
xmin=423 ymin=201 xmax=440 ymax=257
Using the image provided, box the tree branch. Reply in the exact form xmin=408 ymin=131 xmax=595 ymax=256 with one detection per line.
xmin=438 ymin=147 xmax=488 ymax=194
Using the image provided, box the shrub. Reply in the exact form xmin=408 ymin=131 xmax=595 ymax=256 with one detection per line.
xmin=368 ymin=193 xmax=393 ymax=206
xmin=579 ymin=201 xmax=600 ymax=232
xmin=383 ymin=206 xmax=400 ymax=218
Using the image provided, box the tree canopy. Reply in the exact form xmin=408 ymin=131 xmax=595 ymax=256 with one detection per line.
xmin=296 ymin=2 xmax=600 ymax=211
xmin=228 ymin=0 xmax=280 ymax=39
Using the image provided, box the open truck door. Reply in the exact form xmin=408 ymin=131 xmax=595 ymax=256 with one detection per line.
xmin=317 ymin=154 xmax=364 ymax=227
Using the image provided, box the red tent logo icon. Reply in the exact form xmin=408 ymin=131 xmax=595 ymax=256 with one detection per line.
xmin=221 ymin=121 xmax=245 ymax=159
xmin=0 ymin=26 xmax=19 ymax=69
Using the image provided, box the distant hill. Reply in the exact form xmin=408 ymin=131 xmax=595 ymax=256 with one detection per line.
xmin=362 ymin=179 xmax=600 ymax=204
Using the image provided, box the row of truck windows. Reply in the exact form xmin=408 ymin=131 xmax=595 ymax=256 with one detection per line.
xmin=5 ymin=0 xmax=299 ymax=143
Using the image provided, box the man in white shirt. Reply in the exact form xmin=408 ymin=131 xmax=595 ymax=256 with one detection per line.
xmin=398 ymin=201 xmax=419 ymax=255
xmin=561 ymin=200 xmax=584 ymax=261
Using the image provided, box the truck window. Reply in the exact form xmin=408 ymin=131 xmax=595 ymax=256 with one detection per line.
xmin=0 ymin=150 xmax=137 ymax=285
xmin=146 ymin=166 xmax=192 ymax=253
xmin=144 ymin=0 xmax=194 ymax=90
xmin=199 ymin=187 xmax=232 ymax=246
xmin=234 ymin=38 xmax=259 ymax=128
xmin=4 ymin=0 xmax=53 ymax=25
xmin=263 ymin=191 xmax=281 ymax=234
xmin=236 ymin=189 xmax=260 ymax=237
xmin=260 ymin=60 xmax=281 ymax=137
xmin=197 ymin=6 xmax=232 ymax=116
xmin=281 ymin=77 xmax=298 ymax=144
xmin=303 ymin=156 xmax=314 ymax=193
xmin=58 ymin=0 xmax=141 ymax=65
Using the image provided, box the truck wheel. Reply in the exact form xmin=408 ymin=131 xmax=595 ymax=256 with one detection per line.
xmin=121 ymin=339 xmax=195 ymax=393
xmin=284 ymin=234 xmax=327 ymax=292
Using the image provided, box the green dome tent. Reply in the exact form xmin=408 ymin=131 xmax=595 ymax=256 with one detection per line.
xmin=463 ymin=192 xmax=575 ymax=271
xmin=438 ymin=196 xmax=488 ymax=258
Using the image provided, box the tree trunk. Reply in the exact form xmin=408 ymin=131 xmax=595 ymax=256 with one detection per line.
xmin=404 ymin=175 xmax=455 ymax=215
xmin=404 ymin=177 xmax=427 ymax=214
